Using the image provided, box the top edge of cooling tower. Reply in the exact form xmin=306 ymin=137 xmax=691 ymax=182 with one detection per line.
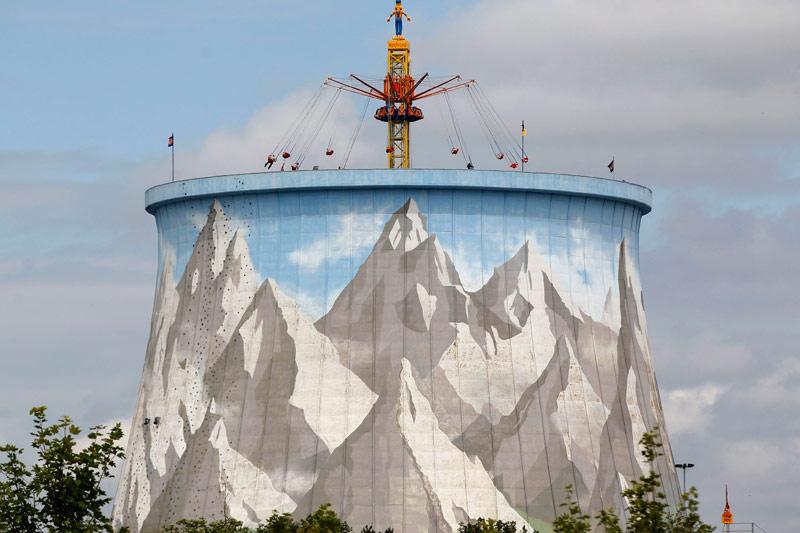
xmin=144 ymin=169 xmax=652 ymax=215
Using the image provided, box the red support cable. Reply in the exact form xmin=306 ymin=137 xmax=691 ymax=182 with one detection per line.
xmin=413 ymin=76 xmax=464 ymax=99
xmin=349 ymin=75 xmax=388 ymax=99
xmin=414 ymin=80 xmax=475 ymax=100
xmin=325 ymin=78 xmax=384 ymax=100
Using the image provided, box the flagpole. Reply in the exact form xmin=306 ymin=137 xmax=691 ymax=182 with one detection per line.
xmin=171 ymin=133 xmax=175 ymax=182
xmin=521 ymin=120 xmax=525 ymax=172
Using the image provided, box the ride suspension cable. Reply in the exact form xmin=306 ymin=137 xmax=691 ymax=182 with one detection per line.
xmin=340 ymin=97 xmax=370 ymax=170
xmin=465 ymin=85 xmax=505 ymax=159
xmin=444 ymin=91 xmax=472 ymax=167
xmin=296 ymin=88 xmax=342 ymax=167
xmin=287 ymin=87 xmax=334 ymax=158
xmin=435 ymin=98 xmax=465 ymax=164
xmin=474 ymin=82 xmax=523 ymax=161
xmin=270 ymin=85 xmax=325 ymax=158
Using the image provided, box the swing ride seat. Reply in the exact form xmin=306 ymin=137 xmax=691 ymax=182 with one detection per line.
xmin=374 ymin=106 xmax=424 ymax=123
xmin=282 ymin=152 xmax=292 ymax=159
xmin=325 ymin=149 xmax=335 ymax=156
xmin=451 ymin=147 xmax=460 ymax=155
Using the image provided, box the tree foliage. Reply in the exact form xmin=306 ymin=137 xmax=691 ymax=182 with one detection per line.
xmin=256 ymin=511 xmax=299 ymax=533
xmin=297 ymin=504 xmax=353 ymax=533
xmin=458 ymin=517 xmax=525 ymax=533
xmin=552 ymin=428 xmax=715 ymax=533
xmin=552 ymin=484 xmax=591 ymax=533
xmin=357 ymin=527 xmax=394 ymax=533
xmin=161 ymin=504 xmax=357 ymax=533
xmin=668 ymin=487 xmax=715 ymax=533
xmin=0 ymin=406 xmax=125 ymax=533
xmin=162 ymin=518 xmax=251 ymax=533
xmin=2 ymin=407 xmax=717 ymax=533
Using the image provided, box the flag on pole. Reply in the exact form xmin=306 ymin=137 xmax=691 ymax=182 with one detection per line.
xmin=168 ymin=133 xmax=175 ymax=182
xmin=608 ymin=158 xmax=615 ymax=173
xmin=521 ymin=121 xmax=527 ymax=137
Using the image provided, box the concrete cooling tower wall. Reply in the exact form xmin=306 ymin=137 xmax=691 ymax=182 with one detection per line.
xmin=114 ymin=169 xmax=681 ymax=533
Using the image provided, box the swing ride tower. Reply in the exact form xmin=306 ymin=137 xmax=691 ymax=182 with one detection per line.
xmin=267 ymin=0 xmax=531 ymax=172
xmin=324 ymin=0 xmax=472 ymax=170
xmin=386 ymin=35 xmax=412 ymax=168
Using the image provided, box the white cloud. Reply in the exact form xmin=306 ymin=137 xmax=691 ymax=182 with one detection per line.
xmin=742 ymin=359 xmax=800 ymax=409
xmin=171 ymin=88 xmax=382 ymax=180
xmin=719 ymin=438 xmax=800 ymax=482
xmin=663 ymin=383 xmax=728 ymax=435
xmin=75 ymin=416 xmax=133 ymax=452
xmin=288 ymin=214 xmax=379 ymax=272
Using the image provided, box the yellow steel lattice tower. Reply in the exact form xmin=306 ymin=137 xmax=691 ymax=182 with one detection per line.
xmin=386 ymin=36 xmax=411 ymax=168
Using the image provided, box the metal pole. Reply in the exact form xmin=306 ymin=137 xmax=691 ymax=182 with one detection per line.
xmin=674 ymin=463 xmax=694 ymax=493
xmin=521 ymin=120 xmax=525 ymax=172
xmin=171 ymin=133 xmax=175 ymax=182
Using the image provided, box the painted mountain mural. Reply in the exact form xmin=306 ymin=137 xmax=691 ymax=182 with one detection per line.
xmin=114 ymin=198 xmax=680 ymax=533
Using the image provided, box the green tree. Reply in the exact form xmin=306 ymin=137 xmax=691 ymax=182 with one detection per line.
xmin=297 ymin=504 xmax=352 ymax=533
xmin=668 ymin=487 xmax=714 ymax=533
xmin=552 ymin=484 xmax=591 ymax=533
xmin=554 ymin=428 xmax=714 ymax=533
xmin=620 ymin=430 xmax=670 ymax=533
xmin=256 ymin=511 xmax=299 ymax=533
xmin=466 ymin=517 xmax=526 ymax=533
xmin=596 ymin=509 xmax=623 ymax=533
xmin=0 ymin=406 xmax=125 ymax=533
xmin=458 ymin=517 xmax=524 ymax=533
xmin=162 ymin=517 xmax=252 ymax=532
xmin=0 ymin=442 xmax=37 ymax=532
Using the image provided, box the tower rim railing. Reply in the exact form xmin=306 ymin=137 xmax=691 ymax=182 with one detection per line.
xmin=144 ymin=168 xmax=654 ymax=216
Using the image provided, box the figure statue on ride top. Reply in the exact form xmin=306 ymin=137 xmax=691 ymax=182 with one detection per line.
xmin=387 ymin=0 xmax=411 ymax=36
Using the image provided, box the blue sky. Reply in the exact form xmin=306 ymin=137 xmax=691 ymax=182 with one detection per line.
xmin=1 ymin=0 xmax=799 ymax=531
xmin=2 ymin=0 xmax=463 ymax=159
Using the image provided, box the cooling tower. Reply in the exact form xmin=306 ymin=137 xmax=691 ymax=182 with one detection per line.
xmin=114 ymin=169 xmax=681 ymax=533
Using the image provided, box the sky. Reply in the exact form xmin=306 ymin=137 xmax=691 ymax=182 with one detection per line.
xmin=1 ymin=0 xmax=799 ymax=530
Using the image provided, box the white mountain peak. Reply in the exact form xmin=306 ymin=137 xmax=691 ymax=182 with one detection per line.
xmin=219 ymin=229 xmax=258 ymax=284
xmin=203 ymin=200 xmax=238 ymax=278
xmin=245 ymin=277 xmax=378 ymax=452
xmin=382 ymin=198 xmax=429 ymax=251
xmin=512 ymin=240 xmax=551 ymax=278
xmin=472 ymin=239 xmax=547 ymax=318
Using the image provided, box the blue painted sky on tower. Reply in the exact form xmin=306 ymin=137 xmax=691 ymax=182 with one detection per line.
xmin=1 ymin=1 xmax=799 ymax=530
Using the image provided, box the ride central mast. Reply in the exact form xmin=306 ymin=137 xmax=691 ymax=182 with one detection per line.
xmin=325 ymin=0 xmax=473 ymax=169
xmin=385 ymin=33 xmax=413 ymax=168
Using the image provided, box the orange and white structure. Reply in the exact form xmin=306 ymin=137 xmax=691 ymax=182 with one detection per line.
xmin=325 ymin=1 xmax=472 ymax=169
xmin=722 ymin=485 xmax=734 ymax=531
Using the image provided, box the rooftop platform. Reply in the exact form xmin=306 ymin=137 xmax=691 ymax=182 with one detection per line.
xmin=145 ymin=169 xmax=652 ymax=215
